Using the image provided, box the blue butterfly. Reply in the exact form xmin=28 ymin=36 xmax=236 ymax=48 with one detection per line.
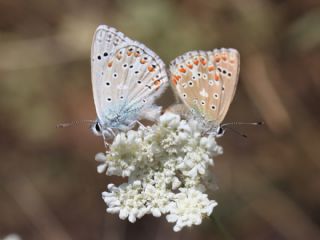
xmin=91 ymin=25 xmax=168 ymax=144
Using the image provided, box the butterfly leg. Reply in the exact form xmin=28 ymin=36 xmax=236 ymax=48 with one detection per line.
xmin=102 ymin=136 xmax=110 ymax=148
xmin=102 ymin=129 xmax=116 ymax=148
xmin=136 ymin=120 xmax=146 ymax=129
xmin=127 ymin=120 xmax=138 ymax=129
xmin=108 ymin=128 xmax=117 ymax=137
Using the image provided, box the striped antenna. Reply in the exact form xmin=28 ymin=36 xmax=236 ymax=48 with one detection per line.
xmin=221 ymin=121 xmax=264 ymax=138
xmin=56 ymin=120 xmax=96 ymax=128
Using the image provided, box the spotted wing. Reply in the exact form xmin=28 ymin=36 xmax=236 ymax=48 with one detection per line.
xmin=170 ymin=48 xmax=240 ymax=126
xmin=91 ymin=25 xmax=168 ymax=129
xmin=91 ymin=25 xmax=130 ymax=123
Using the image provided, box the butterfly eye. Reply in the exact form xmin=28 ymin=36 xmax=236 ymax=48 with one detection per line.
xmin=122 ymin=64 xmax=128 ymax=68
xmin=209 ymin=80 xmax=214 ymax=86
xmin=103 ymin=52 xmax=108 ymax=57
xmin=113 ymin=73 xmax=118 ymax=78
xmin=106 ymin=82 xmax=111 ymax=86
xmin=222 ymin=70 xmax=227 ymax=75
xmin=95 ymin=122 xmax=101 ymax=132
xmin=183 ymin=93 xmax=187 ymax=98
xmin=97 ymin=55 xmax=102 ymax=60
xmin=203 ymin=74 xmax=208 ymax=79
xmin=188 ymin=81 xmax=193 ymax=86
xmin=107 ymin=98 xmax=112 ymax=102
xmin=91 ymin=122 xmax=102 ymax=136
xmin=137 ymin=80 xmax=142 ymax=84
xmin=228 ymin=73 xmax=232 ymax=77
xmin=134 ymin=70 xmax=139 ymax=74
xmin=192 ymin=76 xmax=196 ymax=80
xmin=211 ymin=105 xmax=216 ymax=110
xmin=214 ymin=93 xmax=219 ymax=99
xmin=201 ymin=100 xmax=205 ymax=105
xmin=120 ymin=96 xmax=124 ymax=100
xmin=217 ymin=127 xmax=224 ymax=136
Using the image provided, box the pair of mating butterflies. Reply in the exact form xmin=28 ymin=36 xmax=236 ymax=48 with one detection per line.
xmin=91 ymin=25 xmax=240 ymax=141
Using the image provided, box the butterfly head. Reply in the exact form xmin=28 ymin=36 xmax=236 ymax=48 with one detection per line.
xmin=91 ymin=120 xmax=117 ymax=143
xmin=204 ymin=124 xmax=225 ymax=138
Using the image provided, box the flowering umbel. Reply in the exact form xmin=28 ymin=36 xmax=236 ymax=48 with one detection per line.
xmin=96 ymin=112 xmax=223 ymax=231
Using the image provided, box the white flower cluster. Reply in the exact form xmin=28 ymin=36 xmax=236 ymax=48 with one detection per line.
xmin=96 ymin=112 xmax=223 ymax=232
xmin=1 ymin=234 xmax=21 ymax=240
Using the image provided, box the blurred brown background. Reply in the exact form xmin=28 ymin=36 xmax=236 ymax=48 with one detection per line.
xmin=1 ymin=0 xmax=320 ymax=239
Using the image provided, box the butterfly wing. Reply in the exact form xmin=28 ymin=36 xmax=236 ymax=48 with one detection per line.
xmin=91 ymin=25 xmax=130 ymax=124
xmin=91 ymin=25 xmax=168 ymax=130
xmin=165 ymin=103 xmax=191 ymax=119
xmin=212 ymin=48 xmax=240 ymax=123
xmin=170 ymin=48 xmax=240 ymax=126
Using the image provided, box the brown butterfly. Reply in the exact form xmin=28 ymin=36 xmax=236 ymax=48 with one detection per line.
xmin=169 ymin=48 xmax=240 ymax=136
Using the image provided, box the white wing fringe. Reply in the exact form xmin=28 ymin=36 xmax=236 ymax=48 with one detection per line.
xmin=141 ymin=105 xmax=162 ymax=121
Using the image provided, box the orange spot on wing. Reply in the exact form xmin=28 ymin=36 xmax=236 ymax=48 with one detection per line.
xmin=187 ymin=64 xmax=193 ymax=69
xmin=154 ymin=79 xmax=161 ymax=89
xmin=214 ymin=73 xmax=220 ymax=81
xmin=172 ymin=76 xmax=178 ymax=85
xmin=171 ymin=75 xmax=181 ymax=85
xmin=193 ymin=59 xmax=199 ymax=65
xmin=179 ymin=68 xmax=186 ymax=73
xmin=107 ymin=61 xmax=113 ymax=67
xmin=215 ymin=56 xmax=221 ymax=62
xmin=140 ymin=59 xmax=146 ymax=64
xmin=116 ymin=54 xmax=122 ymax=60
xmin=127 ymin=51 xmax=133 ymax=56
xmin=208 ymin=65 xmax=215 ymax=72
xmin=200 ymin=58 xmax=207 ymax=65
xmin=148 ymin=66 xmax=155 ymax=72
xmin=134 ymin=52 xmax=140 ymax=57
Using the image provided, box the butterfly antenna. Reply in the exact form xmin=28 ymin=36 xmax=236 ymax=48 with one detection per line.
xmin=221 ymin=121 xmax=264 ymax=138
xmin=221 ymin=121 xmax=264 ymax=127
xmin=223 ymin=126 xmax=248 ymax=138
xmin=56 ymin=120 xmax=96 ymax=128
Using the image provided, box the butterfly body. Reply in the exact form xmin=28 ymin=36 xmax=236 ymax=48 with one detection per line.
xmin=170 ymin=48 xmax=240 ymax=136
xmin=91 ymin=25 xmax=168 ymax=139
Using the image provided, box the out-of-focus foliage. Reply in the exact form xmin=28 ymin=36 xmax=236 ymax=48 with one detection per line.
xmin=0 ymin=0 xmax=319 ymax=239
